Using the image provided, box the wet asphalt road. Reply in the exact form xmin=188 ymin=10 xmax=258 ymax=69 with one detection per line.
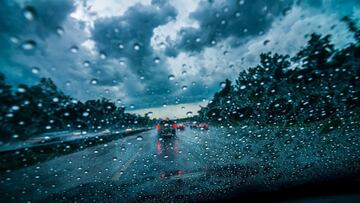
xmin=1 ymin=127 xmax=360 ymax=202
xmin=0 ymin=127 xmax=243 ymax=202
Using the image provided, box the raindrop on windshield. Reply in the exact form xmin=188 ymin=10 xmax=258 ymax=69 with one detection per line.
xmin=133 ymin=43 xmax=140 ymax=51
xmin=182 ymin=71 xmax=187 ymax=75
xmin=186 ymin=111 xmax=193 ymax=117
xmin=32 ymin=67 xmax=40 ymax=74
xmin=21 ymin=40 xmax=36 ymax=50
xmin=154 ymin=57 xmax=160 ymax=64
xmin=136 ymin=136 xmax=143 ymax=141
xmin=118 ymin=43 xmax=124 ymax=49
xmin=100 ymin=52 xmax=107 ymax=59
xmin=70 ymin=46 xmax=78 ymax=53
xmin=168 ymin=75 xmax=175 ymax=80
xmin=147 ymin=112 xmax=153 ymax=116
xmin=56 ymin=26 xmax=64 ymax=36
xmin=83 ymin=61 xmax=90 ymax=67
xmin=23 ymin=6 xmax=36 ymax=21
xmin=220 ymin=82 xmax=226 ymax=88
xmin=82 ymin=112 xmax=89 ymax=117
xmin=129 ymin=104 xmax=135 ymax=109
xmin=90 ymin=79 xmax=98 ymax=85
xmin=182 ymin=85 xmax=188 ymax=90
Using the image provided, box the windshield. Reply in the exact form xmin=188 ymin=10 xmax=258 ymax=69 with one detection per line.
xmin=1 ymin=0 xmax=360 ymax=202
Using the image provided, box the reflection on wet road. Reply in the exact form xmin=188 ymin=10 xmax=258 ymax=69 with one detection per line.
xmin=0 ymin=127 xmax=235 ymax=202
xmin=2 ymin=126 xmax=359 ymax=202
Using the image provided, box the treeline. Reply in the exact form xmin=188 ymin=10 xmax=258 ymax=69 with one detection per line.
xmin=0 ymin=76 xmax=152 ymax=142
xmin=197 ymin=17 xmax=360 ymax=127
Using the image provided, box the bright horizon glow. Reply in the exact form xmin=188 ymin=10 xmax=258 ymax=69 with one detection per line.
xmin=126 ymin=101 xmax=208 ymax=119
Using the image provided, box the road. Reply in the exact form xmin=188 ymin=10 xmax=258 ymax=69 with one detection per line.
xmin=0 ymin=127 xmax=240 ymax=202
xmin=1 ymin=127 xmax=359 ymax=202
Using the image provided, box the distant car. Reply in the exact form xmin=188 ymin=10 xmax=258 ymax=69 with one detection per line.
xmin=125 ymin=128 xmax=133 ymax=132
xmin=190 ymin=123 xmax=208 ymax=130
xmin=157 ymin=119 xmax=176 ymax=137
xmin=199 ymin=123 xmax=209 ymax=130
xmin=176 ymin=123 xmax=186 ymax=131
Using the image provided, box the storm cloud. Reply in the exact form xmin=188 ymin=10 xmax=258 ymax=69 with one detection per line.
xmin=165 ymin=0 xmax=294 ymax=56
xmin=0 ymin=0 xmax=359 ymax=114
xmin=90 ymin=1 xmax=178 ymax=106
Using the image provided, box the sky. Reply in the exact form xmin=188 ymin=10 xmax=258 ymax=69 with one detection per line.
xmin=0 ymin=0 xmax=359 ymax=118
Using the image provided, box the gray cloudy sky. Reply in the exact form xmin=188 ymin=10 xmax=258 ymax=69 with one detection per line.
xmin=0 ymin=0 xmax=359 ymax=118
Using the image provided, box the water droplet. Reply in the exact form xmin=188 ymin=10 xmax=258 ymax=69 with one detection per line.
xmin=32 ymin=67 xmax=40 ymax=74
xmin=10 ymin=36 xmax=19 ymax=44
xmin=117 ymin=99 xmax=122 ymax=104
xmin=182 ymin=85 xmax=188 ymax=90
xmin=113 ymin=157 xmax=118 ymax=161
xmin=23 ymin=6 xmax=36 ymax=21
xmin=147 ymin=112 xmax=153 ymax=116
xmin=65 ymin=81 xmax=71 ymax=86
xmin=238 ymin=0 xmax=245 ymax=5
xmin=129 ymin=104 xmax=135 ymax=109
xmin=17 ymin=87 xmax=26 ymax=93
xmin=136 ymin=136 xmax=143 ymax=141
xmin=83 ymin=61 xmax=90 ymax=67
xmin=52 ymin=97 xmax=59 ymax=102
xmin=11 ymin=106 xmax=20 ymax=111
xmin=56 ymin=26 xmax=64 ymax=36
xmin=21 ymin=40 xmax=36 ymax=50
xmin=133 ymin=43 xmax=140 ymax=51
xmin=90 ymin=79 xmax=98 ymax=85
xmin=168 ymin=75 xmax=175 ymax=80
xmin=186 ymin=111 xmax=193 ymax=117
xmin=195 ymin=37 xmax=201 ymax=43
xmin=220 ymin=82 xmax=226 ymax=88
xmin=154 ymin=57 xmax=160 ymax=64
xmin=82 ymin=112 xmax=89 ymax=117
xmin=182 ymin=71 xmax=187 ymax=75
xmin=70 ymin=46 xmax=78 ymax=53
xmin=240 ymin=85 xmax=246 ymax=90
xmin=100 ymin=52 xmax=107 ymax=59
xmin=118 ymin=43 xmax=124 ymax=49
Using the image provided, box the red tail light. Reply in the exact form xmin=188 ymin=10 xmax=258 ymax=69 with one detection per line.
xmin=172 ymin=123 xmax=177 ymax=129
xmin=156 ymin=124 xmax=161 ymax=129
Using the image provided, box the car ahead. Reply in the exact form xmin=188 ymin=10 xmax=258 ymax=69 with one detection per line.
xmin=176 ymin=123 xmax=186 ymax=131
xmin=156 ymin=119 xmax=176 ymax=137
xmin=199 ymin=123 xmax=209 ymax=130
xmin=190 ymin=123 xmax=209 ymax=130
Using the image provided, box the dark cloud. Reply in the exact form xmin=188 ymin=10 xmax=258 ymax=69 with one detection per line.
xmin=0 ymin=0 xmax=75 ymax=85
xmin=167 ymin=0 xmax=294 ymax=56
xmin=91 ymin=1 xmax=178 ymax=106
xmin=0 ymin=0 xmax=75 ymax=47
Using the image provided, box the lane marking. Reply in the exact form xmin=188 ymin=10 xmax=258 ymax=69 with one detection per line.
xmin=111 ymin=150 xmax=140 ymax=181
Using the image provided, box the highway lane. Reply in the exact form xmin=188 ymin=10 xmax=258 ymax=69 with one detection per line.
xmin=1 ymin=126 xmax=359 ymax=202
xmin=0 ymin=127 xmax=240 ymax=202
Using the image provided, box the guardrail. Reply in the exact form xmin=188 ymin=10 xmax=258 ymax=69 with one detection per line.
xmin=0 ymin=128 xmax=151 ymax=173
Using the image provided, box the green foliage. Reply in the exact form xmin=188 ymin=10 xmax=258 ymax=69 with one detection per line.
xmin=198 ymin=17 xmax=360 ymax=127
xmin=0 ymin=77 xmax=152 ymax=142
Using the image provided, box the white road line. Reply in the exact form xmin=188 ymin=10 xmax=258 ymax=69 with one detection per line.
xmin=111 ymin=150 xmax=140 ymax=181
